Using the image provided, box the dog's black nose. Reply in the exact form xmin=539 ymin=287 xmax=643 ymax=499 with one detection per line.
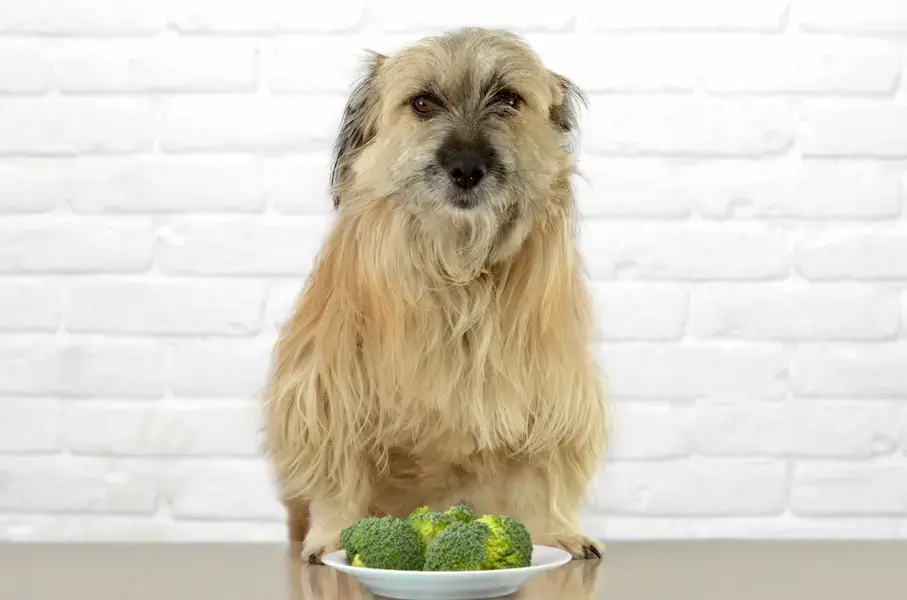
xmin=446 ymin=150 xmax=486 ymax=190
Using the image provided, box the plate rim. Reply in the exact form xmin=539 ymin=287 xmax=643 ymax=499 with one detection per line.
xmin=321 ymin=544 xmax=572 ymax=577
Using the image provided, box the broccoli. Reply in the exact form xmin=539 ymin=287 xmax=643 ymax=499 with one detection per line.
xmin=407 ymin=506 xmax=454 ymax=549
xmin=338 ymin=508 xmax=533 ymax=572
xmin=339 ymin=516 xmax=381 ymax=561
xmin=475 ymin=515 xmax=533 ymax=569
xmin=339 ymin=516 xmax=424 ymax=571
xmin=444 ymin=504 xmax=477 ymax=524
xmin=423 ymin=521 xmax=491 ymax=571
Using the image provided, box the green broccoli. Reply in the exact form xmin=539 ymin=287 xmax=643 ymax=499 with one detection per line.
xmin=444 ymin=504 xmax=477 ymax=524
xmin=339 ymin=516 xmax=381 ymax=561
xmin=423 ymin=521 xmax=491 ymax=571
xmin=339 ymin=516 xmax=424 ymax=571
xmin=475 ymin=515 xmax=533 ymax=569
xmin=407 ymin=506 xmax=454 ymax=549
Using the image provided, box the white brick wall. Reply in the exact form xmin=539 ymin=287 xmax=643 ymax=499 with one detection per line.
xmin=1 ymin=0 xmax=906 ymax=541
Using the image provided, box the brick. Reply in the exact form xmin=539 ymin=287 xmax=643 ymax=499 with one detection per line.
xmin=575 ymin=158 xmax=692 ymax=218
xmin=692 ymin=402 xmax=791 ymax=457
xmin=0 ymin=515 xmax=285 ymax=541
xmin=168 ymin=0 xmax=365 ymax=33
xmin=0 ymin=515 xmax=169 ymax=541
xmin=792 ymin=463 xmax=907 ymax=516
xmin=586 ymin=515 xmax=907 ymax=540
xmin=700 ymin=517 xmax=907 ymax=539
xmin=579 ymin=515 xmax=693 ymax=539
xmin=64 ymin=157 xmax=265 ymax=213
xmin=799 ymin=0 xmax=907 ymax=33
xmin=902 ymin=296 xmax=907 ymax=339
xmin=161 ymin=96 xmax=342 ymax=153
xmin=170 ymin=340 xmax=273 ymax=398
xmin=793 ymin=345 xmax=907 ymax=397
xmin=693 ymin=402 xmax=901 ymax=458
xmin=161 ymin=520 xmax=285 ymax=541
xmin=587 ymin=0 xmax=788 ymax=31
xmin=0 ymin=457 xmax=157 ymax=513
xmin=802 ymin=103 xmax=907 ymax=157
xmin=606 ymin=403 xmax=691 ymax=460
xmin=268 ymin=35 xmax=412 ymax=93
xmin=55 ymin=39 xmax=257 ymax=93
xmin=157 ymin=219 xmax=330 ymax=276
xmin=266 ymin=281 xmax=302 ymax=330
xmin=0 ymin=516 xmax=59 ymax=541
xmin=0 ymin=282 xmax=62 ymax=331
xmin=691 ymin=284 xmax=900 ymax=341
xmin=0 ymin=338 xmax=59 ymax=395
xmin=0 ymin=399 xmax=62 ymax=452
xmin=902 ymin=410 xmax=907 ymax=454
xmin=66 ymin=401 xmax=261 ymax=457
xmin=701 ymin=37 xmax=900 ymax=94
xmin=796 ymin=234 xmax=907 ymax=281
xmin=160 ymin=459 xmax=284 ymax=520
xmin=590 ymin=159 xmax=901 ymax=221
xmin=580 ymin=223 xmax=789 ymax=281
xmin=524 ymin=35 xmax=695 ymax=93
xmin=593 ymin=459 xmax=787 ymax=515
xmin=0 ymin=41 xmax=51 ymax=93
xmin=695 ymin=161 xmax=903 ymax=220
xmin=0 ymin=160 xmax=62 ymax=213
xmin=373 ymin=0 xmax=576 ymax=32
xmin=0 ymin=220 xmax=153 ymax=273
xmin=0 ymin=0 xmax=162 ymax=35
xmin=67 ymin=280 xmax=264 ymax=336
xmin=55 ymin=340 xmax=167 ymax=398
xmin=585 ymin=97 xmax=794 ymax=157
xmin=791 ymin=404 xmax=901 ymax=458
xmin=0 ymin=338 xmax=166 ymax=398
xmin=589 ymin=282 xmax=688 ymax=341
xmin=0 ymin=99 xmax=154 ymax=155
xmin=264 ymin=154 xmax=332 ymax=214
xmin=596 ymin=345 xmax=788 ymax=400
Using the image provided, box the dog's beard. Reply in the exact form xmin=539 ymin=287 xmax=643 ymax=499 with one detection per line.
xmin=383 ymin=175 xmax=515 ymax=279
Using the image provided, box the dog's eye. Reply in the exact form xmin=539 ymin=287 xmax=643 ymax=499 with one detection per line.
xmin=493 ymin=90 xmax=521 ymax=109
xmin=411 ymin=95 xmax=435 ymax=116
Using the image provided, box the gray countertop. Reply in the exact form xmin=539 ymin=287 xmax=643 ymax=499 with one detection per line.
xmin=2 ymin=542 xmax=904 ymax=600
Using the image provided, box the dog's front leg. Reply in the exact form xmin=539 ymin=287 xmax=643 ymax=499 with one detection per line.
xmin=477 ymin=455 xmax=603 ymax=560
xmin=302 ymin=478 xmax=372 ymax=565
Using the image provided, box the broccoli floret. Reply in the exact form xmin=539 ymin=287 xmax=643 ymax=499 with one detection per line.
xmin=339 ymin=516 xmax=381 ymax=561
xmin=475 ymin=515 xmax=533 ymax=569
xmin=339 ymin=516 xmax=424 ymax=571
xmin=444 ymin=504 xmax=477 ymax=524
xmin=424 ymin=521 xmax=490 ymax=571
xmin=407 ymin=506 xmax=454 ymax=549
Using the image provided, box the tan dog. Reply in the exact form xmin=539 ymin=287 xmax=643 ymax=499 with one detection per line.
xmin=264 ymin=27 xmax=606 ymax=564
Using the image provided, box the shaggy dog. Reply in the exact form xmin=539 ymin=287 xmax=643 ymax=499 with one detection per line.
xmin=264 ymin=27 xmax=606 ymax=564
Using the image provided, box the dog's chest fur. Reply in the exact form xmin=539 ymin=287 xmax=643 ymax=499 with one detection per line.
xmin=363 ymin=273 xmax=536 ymax=458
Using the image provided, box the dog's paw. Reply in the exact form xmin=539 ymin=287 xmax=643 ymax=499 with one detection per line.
xmin=546 ymin=533 xmax=604 ymax=560
xmin=301 ymin=531 xmax=341 ymax=565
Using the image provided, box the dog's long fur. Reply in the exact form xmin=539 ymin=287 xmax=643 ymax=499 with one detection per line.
xmin=264 ymin=27 xmax=606 ymax=562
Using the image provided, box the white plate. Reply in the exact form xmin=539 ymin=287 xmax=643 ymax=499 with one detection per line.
xmin=322 ymin=544 xmax=572 ymax=600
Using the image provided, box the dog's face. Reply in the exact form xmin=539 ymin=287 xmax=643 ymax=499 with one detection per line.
xmin=330 ymin=28 xmax=583 ymax=226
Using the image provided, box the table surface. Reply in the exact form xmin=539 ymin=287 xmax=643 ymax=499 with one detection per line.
xmin=2 ymin=542 xmax=905 ymax=600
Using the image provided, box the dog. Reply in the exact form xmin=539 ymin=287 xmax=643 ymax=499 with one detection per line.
xmin=264 ymin=27 xmax=607 ymax=564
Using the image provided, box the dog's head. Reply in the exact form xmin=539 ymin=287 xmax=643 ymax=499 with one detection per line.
xmin=329 ymin=28 xmax=584 ymax=227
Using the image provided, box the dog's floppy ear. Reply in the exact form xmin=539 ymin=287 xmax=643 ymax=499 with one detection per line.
xmin=330 ymin=51 xmax=385 ymax=208
xmin=548 ymin=71 xmax=586 ymax=134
